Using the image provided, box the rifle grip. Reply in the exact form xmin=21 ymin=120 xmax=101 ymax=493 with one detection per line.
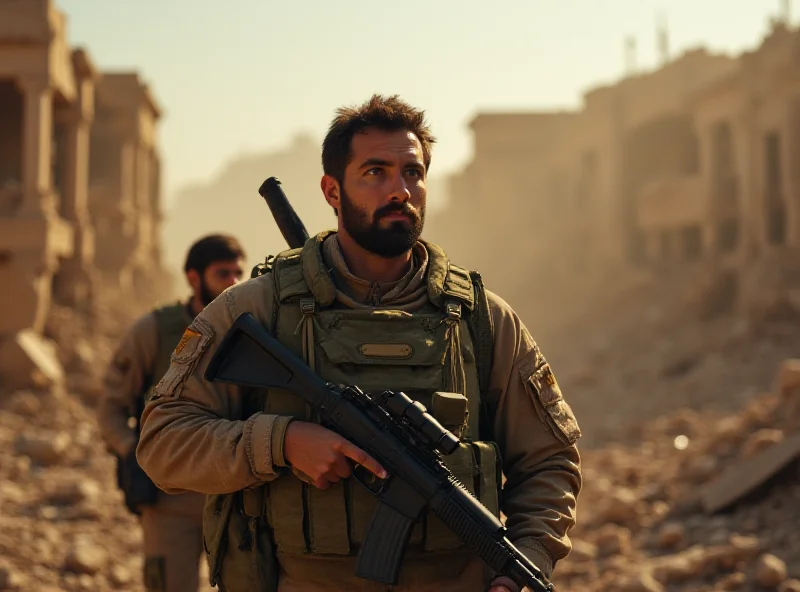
xmin=354 ymin=500 xmax=415 ymax=585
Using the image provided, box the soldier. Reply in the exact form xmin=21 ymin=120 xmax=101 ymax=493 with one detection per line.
xmin=97 ymin=234 xmax=246 ymax=592
xmin=136 ymin=95 xmax=582 ymax=592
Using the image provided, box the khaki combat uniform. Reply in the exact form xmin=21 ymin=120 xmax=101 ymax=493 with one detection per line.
xmin=136 ymin=233 xmax=582 ymax=592
xmin=98 ymin=305 xmax=212 ymax=592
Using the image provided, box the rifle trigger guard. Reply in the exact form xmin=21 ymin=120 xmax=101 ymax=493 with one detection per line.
xmin=353 ymin=464 xmax=389 ymax=495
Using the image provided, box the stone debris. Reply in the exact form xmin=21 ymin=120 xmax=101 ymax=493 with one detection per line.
xmin=1 ymin=239 xmax=800 ymax=592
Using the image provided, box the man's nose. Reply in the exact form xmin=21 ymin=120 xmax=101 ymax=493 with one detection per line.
xmin=387 ymin=173 xmax=411 ymax=203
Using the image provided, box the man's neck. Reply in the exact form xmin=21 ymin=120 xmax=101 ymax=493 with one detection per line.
xmin=335 ymin=231 xmax=412 ymax=284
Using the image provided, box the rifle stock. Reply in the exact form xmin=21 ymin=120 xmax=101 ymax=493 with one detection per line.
xmin=205 ymin=312 xmax=554 ymax=592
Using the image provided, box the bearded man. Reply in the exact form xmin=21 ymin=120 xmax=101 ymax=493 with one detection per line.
xmin=135 ymin=96 xmax=582 ymax=592
xmin=97 ymin=233 xmax=245 ymax=592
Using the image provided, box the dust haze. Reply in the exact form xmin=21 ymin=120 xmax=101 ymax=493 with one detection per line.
xmin=2 ymin=1 xmax=800 ymax=590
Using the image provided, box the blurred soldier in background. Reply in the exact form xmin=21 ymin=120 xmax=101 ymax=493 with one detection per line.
xmin=97 ymin=234 xmax=246 ymax=592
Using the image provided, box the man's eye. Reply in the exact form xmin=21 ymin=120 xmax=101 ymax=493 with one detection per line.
xmin=366 ymin=167 xmax=382 ymax=175
xmin=406 ymin=169 xmax=422 ymax=177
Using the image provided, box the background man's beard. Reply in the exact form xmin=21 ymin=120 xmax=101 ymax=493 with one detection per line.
xmin=340 ymin=190 xmax=425 ymax=258
xmin=199 ymin=278 xmax=216 ymax=306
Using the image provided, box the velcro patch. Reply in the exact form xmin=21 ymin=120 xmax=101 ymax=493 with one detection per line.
xmin=524 ymin=362 xmax=581 ymax=445
xmin=174 ymin=328 xmax=201 ymax=355
xmin=151 ymin=319 xmax=214 ymax=400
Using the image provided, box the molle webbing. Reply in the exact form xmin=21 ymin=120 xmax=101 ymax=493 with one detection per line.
xmin=253 ymin=240 xmax=498 ymax=556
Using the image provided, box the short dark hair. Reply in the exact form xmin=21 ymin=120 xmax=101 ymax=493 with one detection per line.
xmin=183 ymin=234 xmax=246 ymax=275
xmin=322 ymin=94 xmax=437 ymax=183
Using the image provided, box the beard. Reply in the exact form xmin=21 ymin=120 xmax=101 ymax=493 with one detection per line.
xmin=198 ymin=277 xmax=217 ymax=306
xmin=339 ymin=189 xmax=425 ymax=258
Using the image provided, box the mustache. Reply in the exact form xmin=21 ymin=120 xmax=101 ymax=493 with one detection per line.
xmin=374 ymin=202 xmax=419 ymax=221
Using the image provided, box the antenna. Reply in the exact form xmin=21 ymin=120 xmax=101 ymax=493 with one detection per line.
xmin=625 ymin=36 xmax=637 ymax=76
xmin=657 ymin=12 xmax=670 ymax=65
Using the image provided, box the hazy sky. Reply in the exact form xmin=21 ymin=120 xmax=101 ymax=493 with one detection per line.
xmin=59 ymin=0 xmax=789 ymax=205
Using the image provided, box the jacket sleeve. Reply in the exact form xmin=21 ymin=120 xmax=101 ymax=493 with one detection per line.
xmin=485 ymin=290 xmax=582 ymax=580
xmin=96 ymin=312 xmax=158 ymax=457
xmin=135 ymin=276 xmax=294 ymax=495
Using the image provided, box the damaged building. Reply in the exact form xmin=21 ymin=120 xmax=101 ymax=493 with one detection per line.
xmin=430 ymin=18 xmax=800 ymax=324
xmin=0 ymin=0 xmax=169 ymax=390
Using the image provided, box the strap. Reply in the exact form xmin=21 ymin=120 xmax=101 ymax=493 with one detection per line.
xmin=441 ymin=263 xmax=475 ymax=310
xmin=464 ymin=271 xmax=495 ymax=441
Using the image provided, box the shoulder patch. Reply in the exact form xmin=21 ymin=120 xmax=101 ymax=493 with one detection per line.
xmin=174 ymin=328 xmax=201 ymax=356
xmin=521 ymin=360 xmax=581 ymax=446
xmin=151 ymin=318 xmax=214 ymax=400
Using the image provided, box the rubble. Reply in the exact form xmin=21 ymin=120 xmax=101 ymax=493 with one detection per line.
xmin=0 ymin=330 xmax=65 ymax=392
xmin=555 ymin=379 xmax=800 ymax=591
xmin=0 ymin=388 xmax=147 ymax=591
xmin=0 ymin=251 xmax=799 ymax=591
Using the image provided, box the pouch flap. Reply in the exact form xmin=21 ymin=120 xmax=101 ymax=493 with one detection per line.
xmin=314 ymin=311 xmax=448 ymax=367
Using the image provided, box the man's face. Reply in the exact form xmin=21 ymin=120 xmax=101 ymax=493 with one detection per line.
xmin=330 ymin=128 xmax=426 ymax=258
xmin=197 ymin=259 xmax=244 ymax=305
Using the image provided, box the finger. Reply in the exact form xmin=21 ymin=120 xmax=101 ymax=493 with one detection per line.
xmin=322 ymin=471 xmax=341 ymax=485
xmin=488 ymin=577 xmax=518 ymax=592
xmin=332 ymin=455 xmax=353 ymax=479
xmin=312 ymin=477 xmax=331 ymax=490
xmin=339 ymin=441 xmax=387 ymax=479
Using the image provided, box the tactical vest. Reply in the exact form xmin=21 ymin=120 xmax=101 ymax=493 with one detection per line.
xmin=204 ymin=233 xmax=499 ymax=592
xmin=146 ymin=302 xmax=195 ymax=403
xmin=117 ymin=302 xmax=194 ymax=515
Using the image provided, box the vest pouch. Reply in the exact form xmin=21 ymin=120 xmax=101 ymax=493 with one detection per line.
xmin=301 ymin=309 xmax=456 ymax=554
xmin=471 ymin=440 xmax=502 ymax=518
xmin=203 ymin=492 xmax=279 ymax=592
xmin=430 ymin=391 xmax=469 ymax=438
xmin=422 ymin=439 xmax=502 ymax=551
xmin=423 ymin=442 xmax=480 ymax=550
xmin=312 ymin=310 xmax=451 ymax=390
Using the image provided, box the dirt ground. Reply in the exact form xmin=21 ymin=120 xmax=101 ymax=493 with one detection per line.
xmin=2 ymin=258 xmax=800 ymax=591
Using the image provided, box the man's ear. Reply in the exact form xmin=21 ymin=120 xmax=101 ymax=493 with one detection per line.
xmin=321 ymin=175 xmax=341 ymax=216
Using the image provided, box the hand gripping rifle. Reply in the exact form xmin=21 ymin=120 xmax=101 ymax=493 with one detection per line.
xmin=204 ymin=313 xmax=554 ymax=592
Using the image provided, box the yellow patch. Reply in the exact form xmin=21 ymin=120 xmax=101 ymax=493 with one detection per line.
xmin=174 ymin=328 xmax=201 ymax=355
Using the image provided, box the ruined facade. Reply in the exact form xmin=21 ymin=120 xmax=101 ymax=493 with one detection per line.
xmin=637 ymin=23 xmax=800 ymax=270
xmin=90 ymin=74 xmax=168 ymax=302
xmin=434 ymin=48 xmax=737 ymax=279
xmin=0 ymin=0 xmax=168 ymax=390
xmin=430 ymin=22 xmax=800 ymax=326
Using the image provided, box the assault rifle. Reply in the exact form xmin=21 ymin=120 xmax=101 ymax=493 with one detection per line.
xmin=204 ymin=311 xmax=554 ymax=592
